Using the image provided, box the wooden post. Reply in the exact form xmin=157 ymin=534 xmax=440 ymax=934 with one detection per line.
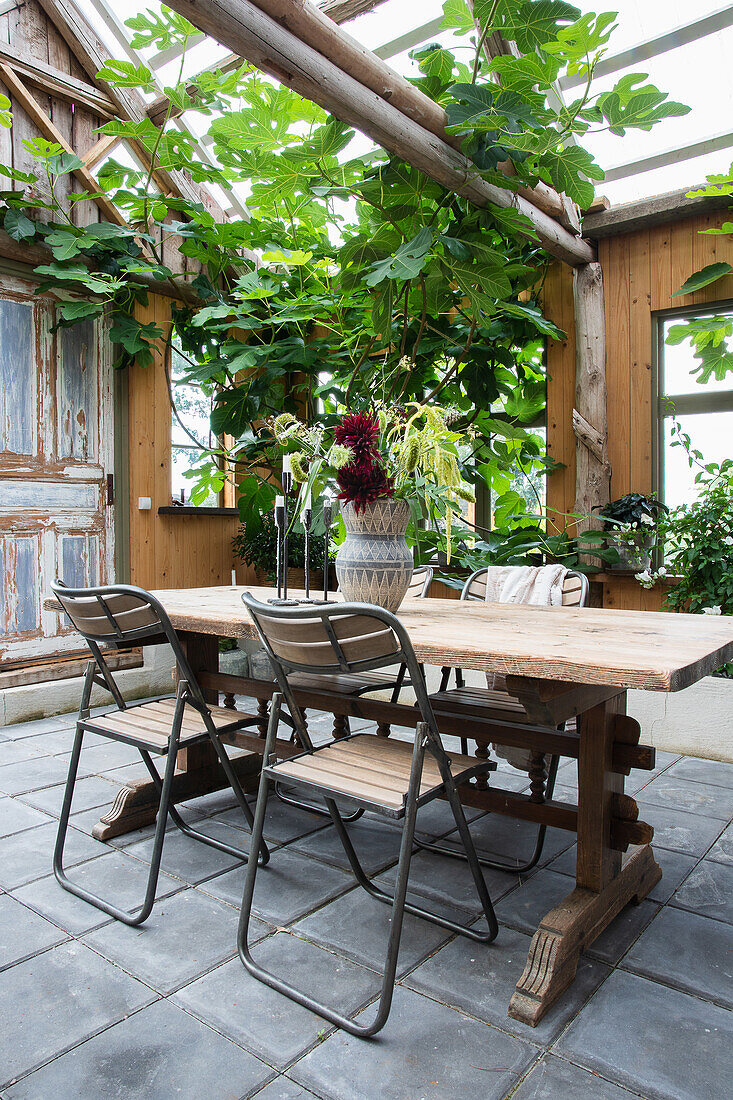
xmin=573 ymin=261 xmax=611 ymax=531
xmin=163 ymin=0 xmax=596 ymax=266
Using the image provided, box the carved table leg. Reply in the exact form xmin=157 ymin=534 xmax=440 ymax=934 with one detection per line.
xmin=92 ymin=629 xmax=261 ymax=841
xmin=508 ymin=692 xmax=662 ymax=1026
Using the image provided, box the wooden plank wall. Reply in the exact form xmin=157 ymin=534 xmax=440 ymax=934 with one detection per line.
xmin=544 ymin=209 xmax=733 ymax=611
xmin=128 ymin=295 xmax=256 ymax=591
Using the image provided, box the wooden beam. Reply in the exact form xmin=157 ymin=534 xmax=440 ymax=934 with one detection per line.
xmin=35 ymin=0 xmax=229 ymax=219
xmin=573 ymin=407 xmax=610 ymax=469
xmin=573 ymin=261 xmax=610 ymax=528
xmin=0 ymin=64 xmax=125 ymax=225
xmin=0 ymin=39 xmax=117 ymax=116
xmin=82 ymin=132 xmax=119 ymax=169
xmin=583 ymin=186 xmax=733 ymax=239
xmin=322 ymin=0 xmax=387 ymax=20
xmin=163 ymin=0 xmax=595 ymax=266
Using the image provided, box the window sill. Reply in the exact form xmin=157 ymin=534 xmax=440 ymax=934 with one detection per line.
xmin=158 ymin=506 xmax=239 ymax=517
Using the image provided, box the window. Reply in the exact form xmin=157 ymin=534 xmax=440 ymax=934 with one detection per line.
xmin=657 ymin=308 xmax=733 ymax=509
xmin=170 ymin=338 xmax=221 ymax=507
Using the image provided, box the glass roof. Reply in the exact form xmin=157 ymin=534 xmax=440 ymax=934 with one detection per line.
xmin=77 ymin=0 xmax=733 ymax=214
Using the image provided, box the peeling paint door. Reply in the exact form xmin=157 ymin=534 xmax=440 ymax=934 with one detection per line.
xmin=0 ymin=274 xmax=114 ymax=663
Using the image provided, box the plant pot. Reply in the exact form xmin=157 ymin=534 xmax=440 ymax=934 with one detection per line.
xmin=606 ymin=530 xmax=656 ymax=574
xmin=335 ymin=498 xmax=413 ymax=612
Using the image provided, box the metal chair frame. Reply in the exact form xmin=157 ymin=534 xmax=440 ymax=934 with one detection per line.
xmin=422 ymin=567 xmax=589 ymax=874
xmin=51 ymin=581 xmax=269 ymax=926
xmin=238 ymin=593 xmax=498 ymax=1037
xmin=274 ymin=565 xmax=433 ymax=820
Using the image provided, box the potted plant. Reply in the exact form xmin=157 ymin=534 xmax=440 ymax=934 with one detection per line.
xmin=232 ymin=512 xmax=332 ymax=590
xmin=272 ymin=402 xmax=474 ymax=611
xmin=596 ymin=493 xmax=669 ymax=573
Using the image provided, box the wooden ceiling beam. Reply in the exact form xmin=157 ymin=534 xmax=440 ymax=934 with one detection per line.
xmin=0 ymin=63 xmax=125 ymax=225
xmin=0 ymin=39 xmax=117 ymax=116
xmin=163 ymin=0 xmax=595 ymax=265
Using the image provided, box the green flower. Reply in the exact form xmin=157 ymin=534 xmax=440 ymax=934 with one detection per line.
xmin=402 ymin=435 xmax=420 ymax=474
xmin=290 ymin=452 xmax=309 ymax=483
xmin=327 ymin=443 xmax=354 ymax=469
xmin=273 ymin=413 xmax=299 ymax=443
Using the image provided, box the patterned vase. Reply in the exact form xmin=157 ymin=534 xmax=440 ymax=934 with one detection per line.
xmin=335 ymin=498 xmax=413 ymax=612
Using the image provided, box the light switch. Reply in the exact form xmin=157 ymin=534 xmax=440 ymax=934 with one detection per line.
xmin=138 ymin=496 xmax=152 ymax=510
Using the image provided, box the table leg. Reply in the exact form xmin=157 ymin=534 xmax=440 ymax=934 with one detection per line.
xmin=91 ymin=630 xmax=261 ymax=841
xmin=508 ymin=693 xmax=662 ymax=1026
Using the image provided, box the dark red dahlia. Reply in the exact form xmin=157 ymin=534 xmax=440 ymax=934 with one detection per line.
xmin=333 ymin=411 xmax=380 ymax=466
xmin=336 ymin=462 xmax=394 ymax=512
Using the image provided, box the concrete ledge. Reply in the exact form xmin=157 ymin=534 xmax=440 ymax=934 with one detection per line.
xmin=628 ymin=677 xmax=733 ymax=764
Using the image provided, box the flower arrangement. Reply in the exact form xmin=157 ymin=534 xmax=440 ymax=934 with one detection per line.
xmin=269 ymin=403 xmax=475 ymax=560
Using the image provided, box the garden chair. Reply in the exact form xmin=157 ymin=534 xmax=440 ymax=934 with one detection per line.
xmin=239 ymin=593 xmax=498 ymax=1037
xmin=274 ymin=564 xmax=433 ymax=819
xmin=51 ymin=581 xmax=269 ymax=926
xmin=425 ymin=567 xmax=589 ymax=873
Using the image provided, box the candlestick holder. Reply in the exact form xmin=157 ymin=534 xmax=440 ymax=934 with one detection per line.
xmin=310 ymin=499 xmax=337 ymax=604
xmin=268 ymin=487 xmax=298 ymax=606
xmin=300 ymin=505 xmax=317 ymax=603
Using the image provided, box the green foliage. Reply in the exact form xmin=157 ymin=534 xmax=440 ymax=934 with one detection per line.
xmin=673 ymin=262 xmax=733 ymax=297
xmin=0 ymin=0 xmax=685 ymax=552
xmin=666 ymin=315 xmax=733 ymax=385
xmin=231 ymin=511 xmax=327 ymax=580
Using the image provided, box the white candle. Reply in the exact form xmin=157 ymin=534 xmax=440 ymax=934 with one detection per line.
xmin=283 ymin=454 xmax=291 ymax=474
xmin=275 ymin=495 xmax=285 ymax=507
xmin=231 ymin=568 xmax=236 ymax=585
xmin=304 ymin=488 xmax=312 ymax=510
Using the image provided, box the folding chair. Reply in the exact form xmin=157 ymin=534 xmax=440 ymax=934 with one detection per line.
xmin=51 ymin=581 xmax=269 ymax=926
xmin=238 ymin=593 xmax=498 ymax=1037
xmin=425 ymin=568 xmax=589 ymax=872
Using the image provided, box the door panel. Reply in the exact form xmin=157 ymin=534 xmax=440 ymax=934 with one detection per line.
xmin=0 ymin=275 xmax=114 ymax=663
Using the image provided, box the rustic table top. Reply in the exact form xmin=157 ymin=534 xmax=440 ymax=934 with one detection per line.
xmin=145 ymin=586 xmax=733 ymax=693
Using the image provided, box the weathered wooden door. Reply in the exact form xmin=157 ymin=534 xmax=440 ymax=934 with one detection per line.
xmin=0 ymin=274 xmax=114 ymax=663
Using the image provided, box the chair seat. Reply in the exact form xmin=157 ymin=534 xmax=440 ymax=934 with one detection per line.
xmin=428 ymin=686 xmax=531 ymax=726
xmin=83 ymin=699 xmax=257 ymax=753
xmin=268 ymin=733 xmax=489 ymax=817
xmin=288 ymin=670 xmax=404 ymax=696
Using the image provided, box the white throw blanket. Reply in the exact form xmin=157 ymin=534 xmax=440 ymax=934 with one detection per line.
xmin=484 ymin=564 xmax=568 ymax=770
xmin=483 ymin=564 xmax=568 ymax=607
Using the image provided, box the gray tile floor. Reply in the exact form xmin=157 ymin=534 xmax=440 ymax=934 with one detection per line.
xmin=0 ymin=707 xmax=731 ymax=1100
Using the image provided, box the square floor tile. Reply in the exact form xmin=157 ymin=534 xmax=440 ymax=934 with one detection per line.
xmin=623 ymin=906 xmax=733 ymax=1009
xmin=0 ymin=797 xmax=52 ymax=838
xmin=0 ymin=740 xmax=47 ymax=768
xmin=0 ymin=940 xmax=156 ymax=1088
xmin=404 ymin=923 xmax=610 ymax=1044
xmin=0 ymin=755 xmax=74 ymax=796
xmin=12 ymin=851 xmax=183 ymax=935
xmin=173 ymin=934 xmax=381 ymax=1070
xmin=671 ymin=860 xmax=733 ymax=924
xmin=637 ymin=775 xmax=732 ymax=821
xmin=511 ymin=1054 xmax=644 ymax=1100
xmin=0 ymin=822 xmax=107 ymax=889
xmin=556 ymin=969 xmax=733 ymax=1100
xmin=290 ymin=985 xmax=536 ymax=1100
xmin=4 ymin=996 xmax=270 ymax=1100
xmin=253 ymin=1078 xmax=319 ymax=1099
xmin=19 ymin=774 xmax=123 ymax=818
xmin=218 ymin=799 xmax=329 ymax=845
xmin=83 ymin=886 xmax=269 ymax=993
xmin=666 ymin=757 xmax=733 ymax=789
xmin=0 ymin=894 xmax=66 ymax=971
xmin=376 ymin=848 xmax=523 ymax=918
xmin=1 ymin=717 xmax=74 ymax=740
xmin=411 ymin=800 xmax=485 ymax=841
xmin=124 ymin=822 xmax=248 ymax=886
xmin=545 ymin=845 xmax=698 ymax=905
xmin=17 ymin=728 xmax=78 ymax=756
xmin=201 ymin=849 xmax=352 ymax=924
xmin=294 ymin=886 xmax=461 ymax=977
xmin=289 ymin=816 xmax=403 ymax=876
xmin=439 ymin=814 xmax=574 ymax=870
xmin=708 ymin=822 xmax=733 ymax=866
xmin=635 ymin=802 xmax=725 ymax=857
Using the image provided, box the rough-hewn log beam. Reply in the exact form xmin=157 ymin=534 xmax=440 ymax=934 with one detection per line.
xmin=573 ymin=261 xmax=610 ymax=528
xmin=0 ymin=40 xmax=117 ymax=116
xmin=164 ymin=0 xmax=595 ymax=266
xmin=82 ymin=133 xmax=120 ymax=169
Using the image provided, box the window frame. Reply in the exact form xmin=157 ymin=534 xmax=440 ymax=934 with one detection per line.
xmin=653 ymin=300 xmax=733 ymax=508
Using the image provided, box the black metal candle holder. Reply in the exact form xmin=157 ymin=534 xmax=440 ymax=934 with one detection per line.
xmin=269 ymin=473 xmax=298 ymax=606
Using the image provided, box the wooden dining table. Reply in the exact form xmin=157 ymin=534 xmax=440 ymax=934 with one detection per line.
xmin=53 ymin=585 xmax=733 ymax=1026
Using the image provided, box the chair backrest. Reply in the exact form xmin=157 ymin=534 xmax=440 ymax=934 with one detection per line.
xmin=460 ymin=567 xmax=589 ymax=608
xmin=407 ymin=565 xmax=433 ymax=599
xmin=242 ymin=593 xmax=442 ymax=752
xmin=51 ymin=581 xmax=203 ymax=709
